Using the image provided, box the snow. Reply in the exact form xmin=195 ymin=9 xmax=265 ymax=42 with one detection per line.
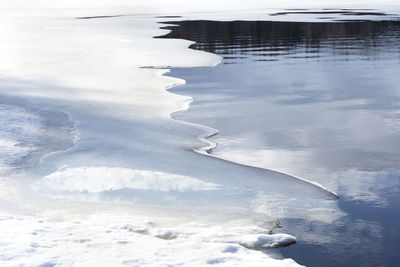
xmin=0 ymin=0 xmax=399 ymax=266
xmin=0 ymin=213 xmax=301 ymax=267
xmin=34 ymin=166 xmax=220 ymax=194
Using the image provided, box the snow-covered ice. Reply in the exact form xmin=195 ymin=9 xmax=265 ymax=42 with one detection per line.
xmin=0 ymin=0 xmax=399 ymax=266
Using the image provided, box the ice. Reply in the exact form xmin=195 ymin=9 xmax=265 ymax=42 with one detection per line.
xmin=0 ymin=103 xmax=74 ymax=176
xmin=0 ymin=0 xmax=399 ymax=266
xmin=0 ymin=104 xmax=41 ymax=171
xmin=239 ymin=234 xmax=296 ymax=249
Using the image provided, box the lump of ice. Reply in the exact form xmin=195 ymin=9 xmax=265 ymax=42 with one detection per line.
xmin=206 ymin=228 xmax=297 ymax=250
xmin=239 ymin=234 xmax=297 ymax=249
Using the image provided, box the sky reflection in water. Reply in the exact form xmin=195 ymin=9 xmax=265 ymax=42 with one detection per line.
xmin=159 ymin=20 xmax=400 ymax=266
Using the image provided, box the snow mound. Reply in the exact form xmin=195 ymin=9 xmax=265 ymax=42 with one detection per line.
xmin=34 ymin=166 xmax=221 ymax=194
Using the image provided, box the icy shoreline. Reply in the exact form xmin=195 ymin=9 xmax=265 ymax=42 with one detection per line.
xmin=0 ymin=1 xmax=399 ymax=266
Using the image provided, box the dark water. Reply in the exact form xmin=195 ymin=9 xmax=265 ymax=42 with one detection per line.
xmin=157 ymin=20 xmax=400 ymax=266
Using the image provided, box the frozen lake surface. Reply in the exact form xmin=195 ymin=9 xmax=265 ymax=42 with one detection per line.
xmin=0 ymin=1 xmax=400 ymax=266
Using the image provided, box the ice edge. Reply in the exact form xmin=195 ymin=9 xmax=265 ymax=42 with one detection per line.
xmin=157 ymin=43 xmax=340 ymax=201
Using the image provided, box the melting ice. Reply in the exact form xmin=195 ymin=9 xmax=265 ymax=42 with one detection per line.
xmin=0 ymin=0 xmax=399 ymax=266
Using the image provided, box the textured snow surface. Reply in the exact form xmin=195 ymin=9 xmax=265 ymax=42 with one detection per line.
xmin=0 ymin=213 xmax=301 ymax=267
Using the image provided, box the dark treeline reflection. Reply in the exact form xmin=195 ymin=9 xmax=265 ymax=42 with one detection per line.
xmin=157 ymin=20 xmax=400 ymax=62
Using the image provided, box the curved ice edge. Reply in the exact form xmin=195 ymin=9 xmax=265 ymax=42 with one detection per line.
xmin=188 ymin=117 xmax=339 ymax=200
xmin=160 ymin=71 xmax=339 ymax=200
xmin=36 ymin=111 xmax=80 ymax=167
xmin=151 ymin=22 xmax=339 ymax=199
